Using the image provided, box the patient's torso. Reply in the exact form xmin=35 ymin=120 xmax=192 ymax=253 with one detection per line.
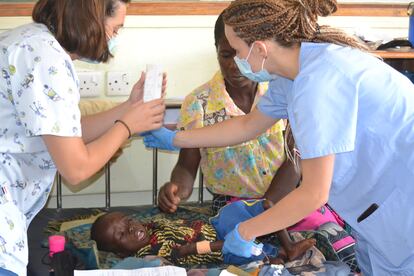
xmin=135 ymin=217 xmax=222 ymax=266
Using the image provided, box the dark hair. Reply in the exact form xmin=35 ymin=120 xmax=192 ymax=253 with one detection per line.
xmin=214 ymin=12 xmax=225 ymax=49
xmin=32 ymin=0 xmax=130 ymax=62
xmin=90 ymin=213 xmax=112 ymax=252
xmin=223 ymin=0 xmax=367 ymax=50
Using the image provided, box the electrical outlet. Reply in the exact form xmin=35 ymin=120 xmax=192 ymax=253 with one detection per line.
xmin=106 ymin=71 xmax=134 ymax=96
xmin=78 ymin=71 xmax=104 ymax=98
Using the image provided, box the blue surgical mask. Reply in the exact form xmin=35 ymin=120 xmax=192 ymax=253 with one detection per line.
xmin=234 ymin=43 xmax=278 ymax=82
xmin=79 ymin=57 xmax=100 ymax=64
xmin=107 ymin=36 xmax=118 ymax=55
xmin=79 ymin=36 xmax=118 ymax=64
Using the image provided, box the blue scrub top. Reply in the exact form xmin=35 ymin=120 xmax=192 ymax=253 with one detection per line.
xmin=257 ymin=42 xmax=414 ymax=272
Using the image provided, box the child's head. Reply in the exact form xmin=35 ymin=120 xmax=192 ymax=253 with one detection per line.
xmin=90 ymin=212 xmax=150 ymax=257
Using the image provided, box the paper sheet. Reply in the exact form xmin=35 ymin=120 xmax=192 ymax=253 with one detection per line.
xmin=74 ymin=266 xmax=186 ymax=276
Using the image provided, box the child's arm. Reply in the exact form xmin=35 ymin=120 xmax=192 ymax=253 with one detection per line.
xmin=177 ymin=237 xmax=315 ymax=264
xmin=175 ymin=241 xmax=224 ymax=258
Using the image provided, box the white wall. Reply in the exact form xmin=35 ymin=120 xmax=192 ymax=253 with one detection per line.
xmin=0 ymin=15 xmax=409 ymax=208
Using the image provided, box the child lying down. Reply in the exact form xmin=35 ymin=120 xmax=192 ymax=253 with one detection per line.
xmin=90 ymin=200 xmax=316 ymax=266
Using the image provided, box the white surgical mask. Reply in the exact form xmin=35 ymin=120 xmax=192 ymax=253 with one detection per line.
xmin=79 ymin=36 xmax=118 ymax=64
xmin=234 ymin=42 xmax=278 ymax=82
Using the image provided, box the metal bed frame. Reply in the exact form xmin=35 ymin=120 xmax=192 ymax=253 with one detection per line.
xmin=55 ymin=102 xmax=204 ymax=209
xmin=55 ymin=148 xmax=204 ymax=209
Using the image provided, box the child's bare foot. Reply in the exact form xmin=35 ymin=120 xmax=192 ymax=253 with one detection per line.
xmin=285 ymin=238 xmax=316 ymax=261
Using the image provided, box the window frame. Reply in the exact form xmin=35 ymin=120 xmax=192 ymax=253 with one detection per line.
xmin=0 ymin=2 xmax=408 ymax=17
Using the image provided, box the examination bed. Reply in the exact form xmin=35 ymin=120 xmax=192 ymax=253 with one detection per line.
xmin=27 ymin=145 xmax=207 ymax=275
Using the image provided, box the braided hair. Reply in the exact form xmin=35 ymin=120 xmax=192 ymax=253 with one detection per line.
xmin=223 ymin=0 xmax=367 ymax=50
xmin=223 ymin=0 xmax=368 ymax=169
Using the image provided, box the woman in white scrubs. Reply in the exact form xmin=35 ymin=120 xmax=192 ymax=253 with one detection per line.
xmin=0 ymin=0 xmax=165 ymax=274
xmin=143 ymin=0 xmax=414 ymax=274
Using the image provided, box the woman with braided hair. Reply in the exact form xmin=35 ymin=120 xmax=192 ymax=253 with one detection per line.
xmin=142 ymin=0 xmax=414 ymax=274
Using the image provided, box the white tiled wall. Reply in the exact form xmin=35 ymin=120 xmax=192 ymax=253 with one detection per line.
xmin=0 ymin=14 xmax=409 ymax=207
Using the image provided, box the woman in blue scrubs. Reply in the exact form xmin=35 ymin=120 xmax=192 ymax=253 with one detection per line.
xmin=143 ymin=0 xmax=414 ymax=274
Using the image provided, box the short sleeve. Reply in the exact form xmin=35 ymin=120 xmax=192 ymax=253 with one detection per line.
xmin=177 ymin=93 xmax=204 ymax=131
xmin=291 ymin=67 xmax=357 ymax=159
xmin=9 ymin=37 xmax=81 ymax=137
xmin=257 ymin=78 xmax=290 ymax=119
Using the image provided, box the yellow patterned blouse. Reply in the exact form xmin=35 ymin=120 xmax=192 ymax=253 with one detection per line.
xmin=177 ymin=71 xmax=286 ymax=198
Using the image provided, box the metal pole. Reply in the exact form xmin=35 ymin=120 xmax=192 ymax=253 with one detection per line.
xmin=198 ymin=169 xmax=204 ymax=204
xmin=152 ymin=148 xmax=158 ymax=206
xmin=105 ymin=162 xmax=111 ymax=209
xmin=56 ymin=173 xmax=62 ymax=210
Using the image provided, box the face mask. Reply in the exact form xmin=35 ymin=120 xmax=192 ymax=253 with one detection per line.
xmin=79 ymin=57 xmax=100 ymax=64
xmin=234 ymin=43 xmax=278 ymax=82
xmin=79 ymin=36 xmax=118 ymax=63
xmin=107 ymin=36 xmax=118 ymax=55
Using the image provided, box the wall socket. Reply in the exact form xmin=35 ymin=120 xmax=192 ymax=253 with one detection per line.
xmin=78 ymin=71 xmax=104 ymax=98
xmin=106 ymin=71 xmax=134 ymax=96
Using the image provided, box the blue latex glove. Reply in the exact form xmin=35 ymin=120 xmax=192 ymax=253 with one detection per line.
xmin=142 ymin=127 xmax=179 ymax=151
xmin=222 ymin=223 xmax=263 ymax=258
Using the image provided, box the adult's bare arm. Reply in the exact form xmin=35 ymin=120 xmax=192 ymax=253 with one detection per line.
xmin=158 ymin=148 xmax=201 ymax=213
xmin=264 ymin=158 xmax=301 ymax=204
xmin=44 ymin=99 xmax=165 ymax=185
xmin=81 ymin=72 xmax=167 ymax=143
xmin=43 ymin=126 xmax=128 ymax=185
xmin=171 ymin=147 xmax=201 ymax=200
xmin=81 ymin=100 xmax=130 ymax=143
xmin=174 ymin=109 xmax=279 ymax=148
xmin=238 ymin=155 xmax=335 ymax=240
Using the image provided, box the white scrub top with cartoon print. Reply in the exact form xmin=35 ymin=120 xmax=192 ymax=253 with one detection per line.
xmin=0 ymin=23 xmax=81 ymax=275
xmin=258 ymin=42 xmax=414 ymax=275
